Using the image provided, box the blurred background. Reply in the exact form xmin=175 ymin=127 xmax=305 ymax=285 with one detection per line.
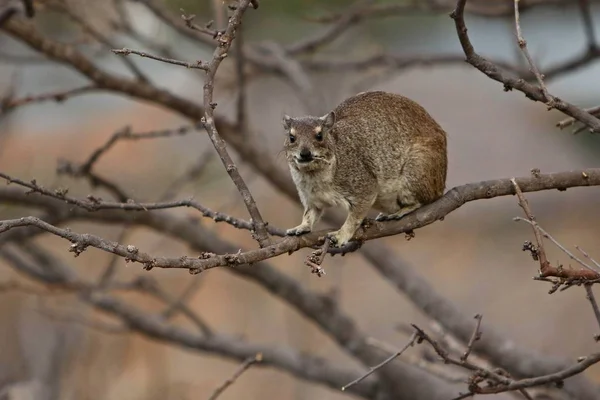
xmin=0 ymin=0 xmax=600 ymax=399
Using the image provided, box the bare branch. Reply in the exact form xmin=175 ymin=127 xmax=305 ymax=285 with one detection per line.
xmin=200 ymin=0 xmax=270 ymax=247
xmin=584 ymin=285 xmax=600 ymax=340
xmin=576 ymin=245 xmax=600 ymax=271
xmin=515 ymin=217 xmax=600 ymax=275
xmin=511 ymin=179 xmax=600 ymax=284
xmin=557 ymin=106 xmax=600 ymax=130
xmin=410 ymin=324 xmax=590 ymax=398
xmin=342 ymin=332 xmax=418 ymax=392
xmin=3 ymin=169 xmax=599 ymax=274
xmin=286 ymin=0 xmax=374 ymax=56
xmin=451 ymin=0 xmax=600 ymax=132
xmin=513 ymin=0 xmax=552 ymax=105
xmin=160 ymin=277 xmax=204 ymax=319
xmin=75 ymin=124 xmax=198 ymax=175
xmin=180 ymin=9 xmax=220 ymax=38
xmin=172 ymin=170 xmax=600 ymax=272
xmin=309 ymin=0 xmax=584 ymax=21
xmin=207 ymin=353 xmax=262 ymax=400
xmin=49 ymin=1 xmax=150 ymax=83
xmin=0 ymin=172 xmax=286 ymax=237
xmin=1 ymin=244 xmax=379 ymax=398
xmin=1 ymin=85 xmax=98 ymax=113
xmin=112 ymin=48 xmax=207 ymax=70
xmin=158 ymin=150 xmax=215 ymax=201
xmin=460 ymin=314 xmax=482 ymax=362
xmin=472 ymin=352 xmax=600 ymax=394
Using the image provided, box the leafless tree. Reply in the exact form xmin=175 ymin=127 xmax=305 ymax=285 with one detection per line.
xmin=1 ymin=0 xmax=600 ymax=399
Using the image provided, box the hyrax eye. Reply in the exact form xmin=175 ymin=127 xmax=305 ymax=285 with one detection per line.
xmin=315 ymin=132 xmax=323 ymax=141
xmin=289 ymin=134 xmax=296 ymax=143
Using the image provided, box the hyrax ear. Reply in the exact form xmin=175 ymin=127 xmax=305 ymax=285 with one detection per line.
xmin=283 ymin=115 xmax=293 ymax=130
xmin=320 ymin=111 xmax=335 ymax=129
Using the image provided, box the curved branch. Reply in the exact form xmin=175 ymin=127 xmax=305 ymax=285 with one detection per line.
xmin=0 ymin=188 xmax=462 ymax=399
xmin=3 ymin=169 xmax=599 ymax=273
xmin=451 ymin=0 xmax=600 ymax=132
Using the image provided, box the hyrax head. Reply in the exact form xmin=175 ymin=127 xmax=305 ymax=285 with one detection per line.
xmin=282 ymin=111 xmax=336 ymax=171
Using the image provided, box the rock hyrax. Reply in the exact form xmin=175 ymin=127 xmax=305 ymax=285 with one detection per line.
xmin=283 ymin=90 xmax=448 ymax=247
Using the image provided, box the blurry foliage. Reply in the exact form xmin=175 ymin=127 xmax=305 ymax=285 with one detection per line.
xmin=162 ymin=0 xmax=400 ymax=17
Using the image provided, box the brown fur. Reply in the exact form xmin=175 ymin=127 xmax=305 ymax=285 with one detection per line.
xmin=282 ymin=91 xmax=448 ymax=246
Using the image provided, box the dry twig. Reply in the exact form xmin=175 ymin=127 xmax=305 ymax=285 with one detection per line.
xmin=207 ymin=353 xmax=262 ymax=400
xmin=511 ymin=178 xmax=600 ymax=283
xmin=342 ymin=333 xmax=418 ymax=392
xmin=513 ymin=0 xmax=553 ymax=105
xmin=584 ymin=285 xmax=600 ymax=340
xmin=112 ymin=48 xmax=207 ymax=70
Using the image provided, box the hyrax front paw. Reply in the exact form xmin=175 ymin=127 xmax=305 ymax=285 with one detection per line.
xmin=286 ymin=224 xmax=311 ymax=236
xmin=327 ymin=229 xmax=353 ymax=248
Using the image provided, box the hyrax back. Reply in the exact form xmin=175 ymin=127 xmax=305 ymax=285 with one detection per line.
xmin=283 ymin=90 xmax=447 ymax=247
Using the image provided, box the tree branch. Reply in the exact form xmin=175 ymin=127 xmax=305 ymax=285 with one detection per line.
xmin=207 ymin=353 xmax=262 ymax=400
xmin=451 ymin=0 xmax=600 ymax=132
xmin=200 ymin=0 xmax=270 ymax=247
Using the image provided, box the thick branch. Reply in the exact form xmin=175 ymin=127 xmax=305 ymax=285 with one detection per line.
xmin=3 ymin=170 xmax=599 ymax=273
xmin=0 ymin=188 xmax=461 ymax=399
xmin=0 ymin=244 xmax=378 ymax=398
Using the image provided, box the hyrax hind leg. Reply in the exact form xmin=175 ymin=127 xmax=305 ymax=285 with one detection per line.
xmin=374 ymin=154 xmax=444 ymax=222
xmin=374 ymin=190 xmax=421 ymax=222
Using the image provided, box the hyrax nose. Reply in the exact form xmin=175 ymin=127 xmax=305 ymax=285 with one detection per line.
xmin=299 ymin=147 xmax=312 ymax=160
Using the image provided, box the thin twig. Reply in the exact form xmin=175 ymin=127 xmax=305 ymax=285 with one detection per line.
xmin=136 ymin=277 xmax=213 ymax=336
xmin=1 ymin=85 xmax=98 ymax=112
xmin=207 ymin=353 xmax=262 ymax=400
xmin=461 ymin=314 xmax=482 ymax=362
xmin=511 ymin=178 xmax=600 ymax=282
xmin=81 ymin=124 xmax=197 ymax=173
xmin=0 ymin=172 xmax=285 ymax=237
xmin=576 ymin=245 xmax=600 ymax=270
xmin=180 ymin=9 xmax=220 ymax=38
xmin=112 ymin=48 xmax=207 ymax=70
xmin=584 ymin=284 xmax=600 ymax=340
xmin=51 ymin=2 xmax=150 ymax=82
xmin=161 ymin=276 xmax=204 ymax=319
xmin=514 ymin=0 xmax=552 ymax=105
xmin=514 ymin=217 xmax=600 ymax=275
xmin=342 ymin=333 xmax=418 ymax=392
xmin=286 ymin=0 xmax=375 ymax=55
xmin=411 ymin=324 xmax=546 ymax=398
xmin=158 ymin=150 xmax=215 ymax=201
